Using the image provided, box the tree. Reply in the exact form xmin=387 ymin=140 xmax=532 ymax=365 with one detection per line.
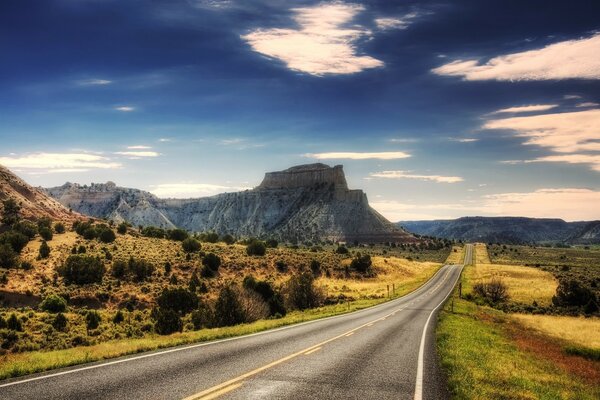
xmin=285 ymin=270 xmax=322 ymax=310
xmin=58 ymin=255 xmax=105 ymax=284
xmin=246 ymin=240 xmax=266 ymax=256
xmin=335 ymin=246 xmax=349 ymax=254
xmin=182 ymin=238 xmax=201 ymax=253
xmin=1 ymin=199 xmax=21 ymax=226
xmin=168 ymin=229 xmax=189 ymax=241
xmin=154 ymin=308 xmax=182 ymax=335
xmin=552 ymin=279 xmax=596 ymax=307
xmin=221 ymin=234 xmax=235 ymax=245
xmin=54 ymin=222 xmax=66 ymax=234
xmin=350 ymin=253 xmax=372 ymax=274
xmin=117 ymin=222 xmax=128 ymax=235
xmin=310 ymin=260 xmax=321 ymax=276
xmin=98 ymin=227 xmax=116 ymax=243
xmin=39 ymin=240 xmax=51 ymax=259
xmin=214 ymin=285 xmax=246 ymax=327
xmin=0 ymin=231 xmax=30 ymax=253
xmin=40 ymin=294 xmax=67 ymax=313
xmin=265 ymin=239 xmax=278 ymax=248
xmin=141 ymin=226 xmax=166 ymax=238
xmin=156 ymin=287 xmax=198 ymax=315
xmin=0 ymin=244 xmax=18 ymax=268
xmin=202 ymin=253 xmax=221 ymax=272
xmin=473 ymin=278 xmax=510 ymax=304
xmin=13 ymin=221 xmax=38 ymax=239
xmin=7 ymin=313 xmax=23 ymax=331
xmin=201 ymin=232 xmax=219 ymax=243
xmin=127 ymin=257 xmax=154 ymax=281
xmin=85 ymin=310 xmax=101 ymax=331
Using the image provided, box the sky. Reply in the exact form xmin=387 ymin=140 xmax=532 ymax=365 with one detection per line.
xmin=1 ymin=0 xmax=599 ymax=222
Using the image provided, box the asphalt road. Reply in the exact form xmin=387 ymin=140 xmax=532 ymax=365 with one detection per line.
xmin=1 ymin=245 xmax=471 ymax=400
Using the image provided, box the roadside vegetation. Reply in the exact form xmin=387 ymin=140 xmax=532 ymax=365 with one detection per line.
xmin=437 ymin=243 xmax=600 ymax=399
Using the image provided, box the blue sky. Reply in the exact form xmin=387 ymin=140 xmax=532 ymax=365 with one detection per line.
xmin=1 ymin=0 xmax=599 ymax=221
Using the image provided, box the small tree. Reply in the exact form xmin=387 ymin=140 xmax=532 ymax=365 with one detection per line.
xmin=117 ymin=222 xmax=128 ymax=235
xmin=182 ymin=238 xmax=201 ymax=253
xmin=113 ymin=310 xmax=125 ymax=324
xmin=98 ymin=228 xmax=116 ymax=244
xmin=552 ymin=279 xmax=596 ymax=307
xmin=0 ymin=244 xmax=18 ymax=268
xmin=473 ymin=278 xmax=510 ymax=304
xmin=1 ymin=199 xmax=21 ymax=226
xmin=54 ymin=222 xmax=66 ymax=234
xmin=202 ymin=253 xmax=221 ymax=272
xmin=285 ymin=270 xmax=322 ymax=310
xmin=310 ymin=260 xmax=321 ymax=276
xmin=156 ymin=287 xmax=198 ymax=315
xmin=221 ymin=234 xmax=235 ymax=245
xmin=7 ymin=313 xmax=23 ymax=331
xmin=39 ymin=227 xmax=53 ymax=241
xmin=0 ymin=231 xmax=30 ymax=253
xmin=214 ymin=285 xmax=246 ymax=327
xmin=168 ymin=229 xmax=189 ymax=241
xmin=40 ymin=294 xmax=67 ymax=313
xmin=154 ymin=308 xmax=182 ymax=335
xmin=350 ymin=253 xmax=372 ymax=274
xmin=58 ymin=255 xmax=105 ymax=284
xmin=39 ymin=240 xmax=51 ymax=259
xmin=335 ymin=246 xmax=349 ymax=254
xmin=246 ymin=240 xmax=266 ymax=256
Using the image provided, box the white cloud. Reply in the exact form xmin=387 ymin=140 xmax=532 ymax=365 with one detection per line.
xmin=127 ymin=145 xmax=152 ymax=150
xmin=114 ymin=151 xmax=160 ymax=158
xmin=305 ymin=151 xmax=411 ymax=160
xmin=529 ymin=154 xmax=600 ymax=172
xmin=0 ymin=153 xmax=122 ymax=172
xmin=451 ymin=138 xmax=479 ymax=143
xmin=220 ymin=138 xmax=244 ymax=145
xmin=433 ymin=33 xmax=600 ymax=81
xmin=241 ymin=3 xmax=383 ymax=76
xmin=491 ymin=104 xmax=558 ymax=114
xmin=483 ymin=109 xmax=600 ymax=153
xmin=115 ymin=106 xmax=135 ymax=112
xmin=576 ymin=102 xmax=600 ymax=108
xmin=375 ymin=12 xmax=419 ymax=30
xmin=370 ymin=170 xmax=464 ymax=183
xmin=388 ymin=138 xmax=419 ymax=143
xmin=158 ymin=138 xmax=172 ymax=142
xmin=564 ymin=94 xmax=582 ymax=100
xmin=149 ymin=183 xmax=251 ymax=198
xmin=78 ymin=79 xmax=112 ymax=86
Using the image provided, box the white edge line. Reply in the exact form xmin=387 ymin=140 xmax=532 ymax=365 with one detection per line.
xmin=413 ymin=247 xmax=468 ymax=400
xmin=1 ymin=264 xmax=454 ymax=389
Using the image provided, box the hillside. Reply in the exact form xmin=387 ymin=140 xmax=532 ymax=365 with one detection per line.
xmin=0 ymin=164 xmax=81 ymax=223
xmin=47 ymin=164 xmax=414 ymax=243
xmin=399 ymin=216 xmax=599 ymax=244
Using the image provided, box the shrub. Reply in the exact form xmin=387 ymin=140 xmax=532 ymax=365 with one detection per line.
xmin=265 ymin=239 xmax=278 ymax=248
xmin=244 ymin=276 xmax=286 ymax=317
xmin=221 ymin=234 xmax=235 ymax=245
xmin=275 ymin=260 xmax=287 ymax=273
xmin=473 ymin=278 xmax=510 ymax=304
xmin=202 ymin=253 xmax=221 ymax=272
xmin=335 ymin=246 xmax=349 ymax=254
xmin=157 ymin=287 xmax=198 ymax=315
xmin=310 ymin=260 xmax=321 ymax=276
xmin=191 ymin=305 xmax=213 ymax=330
xmin=7 ymin=313 xmax=23 ymax=331
xmin=20 ymin=260 xmax=33 ymax=270
xmin=128 ymin=257 xmax=155 ymax=281
xmin=37 ymin=217 xmax=52 ymax=230
xmin=54 ymin=222 xmax=66 ymax=234
xmin=285 ymin=270 xmax=322 ymax=310
xmin=52 ymin=313 xmax=68 ymax=331
xmin=246 ymin=240 xmax=266 ymax=256
xmin=98 ymin=227 xmax=116 ymax=243
xmin=214 ymin=285 xmax=246 ymax=327
xmin=39 ymin=227 xmax=53 ymax=241
xmin=241 ymin=290 xmax=270 ymax=322
xmin=113 ymin=310 xmax=124 ymax=324
xmin=141 ymin=226 xmax=166 ymax=239
xmin=552 ymin=279 xmax=596 ymax=307
xmin=40 ymin=294 xmax=67 ymax=313
xmin=182 ymin=238 xmax=201 ymax=253
xmin=200 ymin=264 xmax=216 ymax=278
xmin=39 ymin=240 xmax=50 ymax=259
xmin=117 ymin=222 xmax=128 ymax=235
xmin=111 ymin=260 xmax=127 ymax=278
xmin=85 ymin=310 xmax=101 ymax=331
xmin=58 ymin=255 xmax=105 ymax=284
xmin=168 ymin=229 xmax=189 ymax=241
xmin=164 ymin=261 xmax=172 ymax=275
xmin=154 ymin=308 xmax=182 ymax=335
xmin=189 ymin=272 xmax=201 ymax=292
xmin=200 ymin=232 xmax=219 ymax=243
xmin=350 ymin=253 xmax=372 ymax=274
xmin=1 ymin=199 xmax=21 ymax=226
xmin=0 ymin=244 xmax=18 ymax=268
xmin=13 ymin=221 xmax=38 ymax=239
xmin=0 ymin=231 xmax=30 ymax=253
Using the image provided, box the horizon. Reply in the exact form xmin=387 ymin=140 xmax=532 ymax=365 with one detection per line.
xmin=1 ymin=0 xmax=599 ymax=222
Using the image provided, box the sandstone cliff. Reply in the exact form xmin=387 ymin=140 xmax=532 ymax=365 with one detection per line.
xmin=47 ymin=164 xmax=414 ymax=243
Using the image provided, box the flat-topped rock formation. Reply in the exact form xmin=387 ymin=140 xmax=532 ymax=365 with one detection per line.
xmin=47 ymin=164 xmax=414 ymax=243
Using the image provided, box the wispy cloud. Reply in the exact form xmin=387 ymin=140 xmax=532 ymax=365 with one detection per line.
xmin=127 ymin=145 xmax=152 ymax=150
xmin=115 ymin=106 xmax=135 ymax=112
xmin=0 ymin=152 xmax=122 ymax=172
xmin=491 ymin=104 xmax=558 ymax=114
xmin=78 ymin=78 xmax=112 ymax=86
xmin=388 ymin=138 xmax=419 ymax=143
xmin=220 ymin=138 xmax=244 ymax=145
xmin=114 ymin=151 xmax=160 ymax=158
xmin=576 ymin=102 xmax=600 ymax=108
xmin=158 ymin=138 xmax=172 ymax=142
xmin=149 ymin=183 xmax=251 ymax=198
xmin=305 ymin=151 xmax=411 ymax=160
xmin=375 ymin=12 xmax=420 ymax=30
xmin=433 ymin=33 xmax=600 ymax=81
xmin=241 ymin=3 xmax=383 ymax=76
xmin=370 ymin=170 xmax=464 ymax=183
xmin=450 ymin=138 xmax=479 ymax=143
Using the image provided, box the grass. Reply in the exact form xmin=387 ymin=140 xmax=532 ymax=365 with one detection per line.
xmin=511 ymin=314 xmax=600 ymax=349
xmin=445 ymin=245 xmax=465 ymax=265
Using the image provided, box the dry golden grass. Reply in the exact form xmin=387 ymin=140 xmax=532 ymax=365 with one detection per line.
xmin=474 ymin=242 xmax=490 ymax=264
xmin=444 ymin=246 xmax=464 ymax=264
xmin=318 ymin=256 xmax=442 ymax=299
xmin=512 ymin=314 xmax=600 ymax=349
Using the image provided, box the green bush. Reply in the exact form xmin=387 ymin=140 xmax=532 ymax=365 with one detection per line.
xmin=98 ymin=227 xmax=116 ymax=243
xmin=246 ymin=240 xmax=266 ymax=256
xmin=265 ymin=239 xmax=278 ymax=248
xmin=127 ymin=257 xmax=155 ymax=282
xmin=157 ymin=287 xmax=198 ymax=315
xmin=117 ymin=222 xmax=128 ymax=235
xmin=310 ymin=260 xmax=321 ymax=276
xmin=141 ymin=226 xmax=166 ymax=239
xmin=221 ymin=234 xmax=235 ymax=245
xmin=85 ymin=310 xmax=101 ymax=330
xmin=0 ymin=244 xmax=18 ymax=268
xmin=113 ymin=310 xmax=124 ymax=324
xmin=39 ymin=240 xmax=50 ymax=259
xmin=214 ymin=285 xmax=245 ymax=327
xmin=350 ymin=253 xmax=372 ymax=274
xmin=202 ymin=253 xmax=221 ymax=272
xmin=154 ymin=308 xmax=182 ymax=335
xmin=0 ymin=231 xmax=30 ymax=253
xmin=168 ymin=229 xmax=189 ymax=241
xmin=200 ymin=232 xmax=219 ymax=243
xmin=1 ymin=199 xmax=21 ymax=226
xmin=39 ymin=227 xmax=53 ymax=241
xmin=7 ymin=313 xmax=23 ymax=331
xmin=182 ymin=238 xmax=201 ymax=253
xmin=13 ymin=221 xmax=38 ymax=239
xmin=58 ymin=255 xmax=105 ymax=284
xmin=111 ymin=260 xmax=127 ymax=278
xmin=285 ymin=270 xmax=322 ymax=310
xmin=335 ymin=246 xmax=349 ymax=254
xmin=40 ymin=294 xmax=67 ymax=313
xmin=52 ymin=313 xmax=68 ymax=331
xmin=54 ymin=222 xmax=66 ymax=234
xmin=552 ymin=279 xmax=596 ymax=308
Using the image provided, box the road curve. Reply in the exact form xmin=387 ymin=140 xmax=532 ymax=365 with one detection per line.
xmin=0 ymin=246 xmax=471 ymax=400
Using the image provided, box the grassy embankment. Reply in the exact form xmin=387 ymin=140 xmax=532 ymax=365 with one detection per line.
xmin=437 ymin=243 xmax=600 ymax=399
xmin=0 ymin=244 xmax=444 ymax=380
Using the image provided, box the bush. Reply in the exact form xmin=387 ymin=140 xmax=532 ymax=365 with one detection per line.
xmin=221 ymin=234 xmax=235 ymax=245
xmin=40 ymin=294 xmax=67 ymax=313
xmin=275 ymin=260 xmax=287 ymax=273
xmin=85 ymin=310 xmax=101 ymax=331
xmin=200 ymin=232 xmax=219 ymax=243
xmin=39 ymin=227 xmax=53 ymax=241
xmin=141 ymin=226 xmax=166 ymax=239
xmin=182 ymin=238 xmax=201 ymax=253
xmin=1 ymin=199 xmax=21 ymax=226
xmin=244 ymin=276 xmax=286 ymax=317
xmin=7 ymin=313 xmax=23 ymax=331
xmin=246 ymin=240 xmax=266 ymax=256
xmin=39 ymin=240 xmax=50 ymax=259
xmin=168 ymin=229 xmax=189 ymax=241
xmin=156 ymin=287 xmax=198 ymax=315
xmin=214 ymin=285 xmax=246 ymax=327
xmin=0 ymin=244 xmax=18 ymax=268
xmin=285 ymin=270 xmax=322 ymax=310
xmin=200 ymin=264 xmax=216 ymax=278
xmin=0 ymin=231 xmax=30 ymax=253
xmin=113 ymin=310 xmax=124 ymax=324
xmin=202 ymin=253 xmax=221 ymax=272
xmin=58 ymin=255 xmax=105 ymax=284
xmin=552 ymin=279 xmax=596 ymax=308
xmin=54 ymin=222 xmax=66 ymax=234
xmin=111 ymin=260 xmax=127 ymax=278
xmin=52 ymin=313 xmax=68 ymax=331
xmin=265 ymin=239 xmax=278 ymax=248
xmin=191 ymin=305 xmax=213 ymax=330
xmin=127 ymin=257 xmax=155 ymax=281
xmin=350 ymin=253 xmax=372 ymax=274
xmin=98 ymin=227 xmax=116 ymax=243
xmin=154 ymin=308 xmax=182 ymax=335
xmin=13 ymin=221 xmax=38 ymax=239
xmin=37 ymin=217 xmax=52 ymax=230
xmin=335 ymin=246 xmax=349 ymax=254
xmin=310 ymin=260 xmax=321 ymax=276
xmin=117 ymin=222 xmax=128 ymax=235
xmin=473 ymin=278 xmax=510 ymax=304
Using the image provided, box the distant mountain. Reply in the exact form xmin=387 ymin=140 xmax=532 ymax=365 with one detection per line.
xmin=399 ymin=216 xmax=599 ymax=244
xmin=0 ymin=164 xmax=81 ymax=223
xmin=47 ymin=163 xmax=414 ymax=243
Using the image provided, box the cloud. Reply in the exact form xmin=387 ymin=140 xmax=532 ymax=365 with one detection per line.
xmin=241 ymin=3 xmax=383 ymax=76
xmin=371 ymin=200 xmax=473 ymax=221
xmin=491 ymin=104 xmax=558 ymax=114
xmin=528 ymin=154 xmax=600 ymax=172
xmin=78 ymin=79 xmax=112 ymax=86
xmin=220 ymin=138 xmax=244 ymax=145
xmin=114 ymin=151 xmax=160 ymax=158
xmin=375 ymin=12 xmax=419 ymax=30
xmin=370 ymin=170 xmax=464 ymax=183
xmin=576 ymin=102 xmax=600 ymax=108
xmin=450 ymin=138 xmax=479 ymax=143
xmin=0 ymin=153 xmax=122 ymax=172
xmin=388 ymin=138 xmax=419 ymax=143
xmin=115 ymin=106 xmax=135 ymax=112
xmin=564 ymin=94 xmax=582 ymax=100
xmin=433 ymin=33 xmax=600 ymax=81
xmin=305 ymin=151 xmax=411 ymax=160
xmin=149 ymin=183 xmax=251 ymax=198
xmin=158 ymin=138 xmax=172 ymax=142
xmin=127 ymin=145 xmax=152 ymax=150
xmin=483 ymin=109 xmax=600 ymax=153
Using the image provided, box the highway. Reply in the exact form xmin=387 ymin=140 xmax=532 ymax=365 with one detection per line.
xmin=0 ymin=244 xmax=471 ymax=400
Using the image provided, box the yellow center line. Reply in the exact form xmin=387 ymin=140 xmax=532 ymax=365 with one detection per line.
xmin=187 ymin=382 xmax=244 ymax=400
xmin=345 ymin=332 xmax=354 ymax=337
xmin=304 ymin=347 xmax=322 ymax=355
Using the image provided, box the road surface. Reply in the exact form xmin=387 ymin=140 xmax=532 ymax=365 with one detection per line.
xmin=0 ymin=245 xmax=471 ymax=400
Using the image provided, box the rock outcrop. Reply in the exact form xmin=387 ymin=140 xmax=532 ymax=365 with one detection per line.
xmin=0 ymin=164 xmax=81 ymax=223
xmin=47 ymin=163 xmax=414 ymax=243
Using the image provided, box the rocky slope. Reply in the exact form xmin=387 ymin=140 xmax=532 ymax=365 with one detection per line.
xmin=47 ymin=164 xmax=413 ymax=243
xmin=0 ymin=164 xmax=81 ymax=223
xmin=399 ymin=217 xmax=599 ymax=244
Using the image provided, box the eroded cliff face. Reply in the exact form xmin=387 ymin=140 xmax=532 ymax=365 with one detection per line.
xmin=46 ymin=164 xmax=414 ymax=243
